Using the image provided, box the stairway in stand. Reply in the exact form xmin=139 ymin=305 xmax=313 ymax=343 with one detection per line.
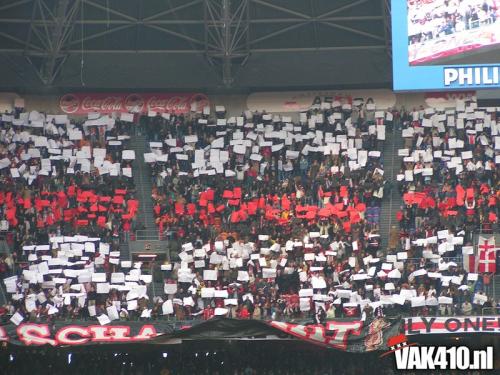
xmin=0 ymin=283 xmax=6 ymax=307
xmin=128 ymin=134 xmax=169 ymax=300
xmin=130 ymin=134 xmax=157 ymax=234
xmin=0 ymin=240 xmax=10 ymax=306
xmin=119 ymin=241 xmax=130 ymax=262
xmin=379 ymin=127 xmax=405 ymax=250
xmin=152 ymin=280 xmax=165 ymax=300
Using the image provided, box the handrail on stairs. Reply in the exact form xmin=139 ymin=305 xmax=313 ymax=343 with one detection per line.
xmin=134 ymin=229 xmax=163 ymax=241
xmin=493 ymin=275 xmax=500 ymax=303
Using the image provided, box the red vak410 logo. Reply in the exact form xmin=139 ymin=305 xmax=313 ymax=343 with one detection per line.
xmin=381 ymin=334 xmax=494 ymax=371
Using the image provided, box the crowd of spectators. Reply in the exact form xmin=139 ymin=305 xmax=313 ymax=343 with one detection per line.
xmin=392 ymin=98 xmax=499 ymax=313
xmin=146 ymin=103 xmax=386 ymax=243
xmin=0 ymin=107 xmax=139 ymax=242
xmin=139 ymin=100 xmax=498 ymax=323
xmin=396 ymin=98 xmax=499 ymax=236
xmin=0 ymin=106 xmax=139 ymax=244
xmin=0 ymin=106 xmax=143 ymax=323
xmin=1 ymin=98 xmax=498 ymax=325
xmin=142 ymin=102 xmax=385 ymax=321
xmin=0 ymin=235 xmax=156 ymax=324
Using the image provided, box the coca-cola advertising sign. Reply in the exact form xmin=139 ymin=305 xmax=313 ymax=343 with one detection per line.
xmin=59 ymin=92 xmax=209 ymax=115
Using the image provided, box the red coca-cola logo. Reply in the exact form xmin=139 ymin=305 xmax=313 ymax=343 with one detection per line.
xmin=124 ymin=94 xmax=145 ymax=113
xmin=146 ymin=93 xmax=209 ymax=114
xmin=59 ymin=94 xmax=80 ymax=114
xmin=81 ymin=96 xmax=123 ymax=112
xmin=146 ymin=96 xmax=189 ymax=114
xmin=59 ymin=93 xmax=209 ymax=115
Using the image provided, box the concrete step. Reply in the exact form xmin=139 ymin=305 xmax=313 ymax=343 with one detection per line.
xmin=492 ymin=275 xmax=500 ymax=302
xmin=379 ymin=128 xmax=404 ymax=249
xmin=0 ymin=284 xmax=6 ymax=307
xmin=128 ymin=134 xmax=159 ymax=233
xmin=153 ymin=282 xmax=165 ymax=299
xmin=120 ymin=242 xmax=130 ymax=261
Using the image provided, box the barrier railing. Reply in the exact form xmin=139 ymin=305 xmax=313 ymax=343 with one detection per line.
xmin=476 ymin=223 xmax=498 ymax=235
xmin=0 ymin=231 xmax=14 ymax=249
xmin=134 ymin=230 xmax=162 ymax=241
xmin=404 ymin=256 xmax=463 ymax=265
xmin=2 ymin=310 xmax=500 ymax=325
xmin=481 ymin=307 xmax=500 ymax=315
xmin=0 ymin=241 xmax=10 ymax=254
xmin=0 ymin=280 xmax=7 ymax=305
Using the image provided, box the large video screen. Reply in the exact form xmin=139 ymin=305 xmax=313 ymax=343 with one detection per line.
xmin=392 ymin=0 xmax=500 ymax=91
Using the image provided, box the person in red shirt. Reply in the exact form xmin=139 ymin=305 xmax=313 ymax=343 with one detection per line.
xmin=203 ymin=306 xmax=214 ymax=320
xmin=239 ymin=306 xmax=250 ymax=319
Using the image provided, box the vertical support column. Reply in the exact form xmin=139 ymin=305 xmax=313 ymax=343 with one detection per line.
xmin=25 ymin=0 xmax=80 ymax=85
xmin=222 ymin=0 xmax=232 ymax=86
xmin=381 ymin=0 xmax=392 ymax=59
xmin=204 ymin=0 xmax=250 ymax=87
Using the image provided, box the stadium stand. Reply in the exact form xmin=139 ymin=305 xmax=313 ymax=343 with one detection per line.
xmin=0 ymin=108 xmax=139 ymax=238
xmin=1 ymin=0 xmax=500 ymax=373
xmin=1 ymin=99 xmax=497 ymax=325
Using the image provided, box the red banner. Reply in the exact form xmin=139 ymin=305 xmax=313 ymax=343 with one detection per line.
xmin=59 ymin=92 xmax=209 ymax=115
xmin=0 ymin=318 xmax=400 ymax=350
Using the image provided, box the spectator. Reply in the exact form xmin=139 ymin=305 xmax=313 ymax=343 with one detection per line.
xmin=462 ymin=300 xmax=473 ymax=315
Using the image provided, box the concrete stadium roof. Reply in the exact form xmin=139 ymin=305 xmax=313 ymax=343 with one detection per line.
xmin=0 ymin=0 xmax=392 ymax=93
